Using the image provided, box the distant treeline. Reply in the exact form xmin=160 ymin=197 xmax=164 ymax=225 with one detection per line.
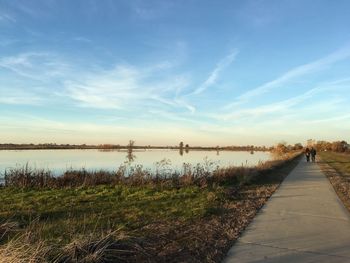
xmin=0 ymin=143 xmax=271 ymax=151
xmin=313 ymin=140 xmax=349 ymax=153
xmin=271 ymin=140 xmax=350 ymax=154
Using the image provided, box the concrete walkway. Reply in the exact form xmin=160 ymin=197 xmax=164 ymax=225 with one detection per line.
xmin=224 ymin=160 xmax=350 ymax=263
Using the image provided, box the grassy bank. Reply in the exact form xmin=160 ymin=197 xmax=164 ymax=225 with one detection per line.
xmin=0 ymin=152 xmax=301 ymax=262
xmin=319 ymin=151 xmax=350 ymax=212
xmin=0 ymin=185 xmax=218 ymax=242
xmin=319 ymin=151 xmax=350 ymax=176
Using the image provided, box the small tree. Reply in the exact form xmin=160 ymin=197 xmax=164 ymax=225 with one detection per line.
xmin=293 ymin=143 xmax=303 ymax=150
xmin=332 ymin=141 xmax=348 ymax=152
xmin=126 ymin=140 xmax=135 ymax=162
xmin=307 ymin=139 xmax=315 ymax=147
xmin=128 ymin=140 xmax=135 ymax=148
xmin=273 ymin=142 xmax=288 ymax=155
xmin=178 ymin=142 xmax=184 ymax=156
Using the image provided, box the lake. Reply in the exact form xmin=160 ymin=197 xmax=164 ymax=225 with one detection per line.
xmin=0 ymin=149 xmax=272 ymax=176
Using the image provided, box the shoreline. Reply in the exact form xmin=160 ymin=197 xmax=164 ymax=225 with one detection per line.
xmin=0 ymin=148 xmax=270 ymax=151
xmin=0 ymin=144 xmax=271 ymax=151
xmin=0 ymin=153 xmax=301 ymax=262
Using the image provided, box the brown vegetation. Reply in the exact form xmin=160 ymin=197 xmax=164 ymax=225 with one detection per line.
xmin=314 ymin=140 xmax=349 ymax=153
xmin=0 ymin=152 xmax=301 ymax=262
xmin=0 ymin=143 xmax=271 ymax=151
xmin=318 ymin=152 xmax=350 ymax=212
xmin=5 ymin=152 xmax=300 ymax=190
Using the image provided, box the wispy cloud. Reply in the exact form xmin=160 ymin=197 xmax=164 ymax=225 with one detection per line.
xmin=305 ymin=113 xmax=350 ymax=124
xmin=63 ymin=63 xmax=193 ymax=112
xmin=131 ymin=1 xmax=174 ymax=20
xmin=0 ymin=95 xmax=42 ymax=105
xmin=12 ymin=2 xmax=43 ymax=18
xmin=147 ymin=109 xmax=203 ymax=124
xmin=215 ymin=83 xmax=346 ymax=121
xmin=0 ymin=52 xmax=70 ymax=80
xmin=73 ymin=36 xmax=92 ymax=43
xmin=0 ymin=38 xmax=18 ymax=46
xmin=0 ymin=51 xmax=196 ymax=113
xmin=64 ymin=65 xmax=140 ymax=109
xmin=190 ymin=50 xmax=239 ymax=95
xmin=0 ymin=13 xmax=16 ymax=23
xmin=0 ymin=52 xmax=73 ymax=107
xmin=224 ymin=46 xmax=350 ymax=109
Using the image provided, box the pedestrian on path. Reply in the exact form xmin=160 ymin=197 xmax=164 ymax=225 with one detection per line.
xmin=311 ymin=147 xmax=317 ymax=162
xmin=305 ymin=147 xmax=311 ymax=162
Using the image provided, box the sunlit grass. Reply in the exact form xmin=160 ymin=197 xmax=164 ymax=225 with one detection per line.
xmin=0 ymin=151 xmax=301 ymax=262
xmin=0 ymin=184 xmax=221 ymax=244
xmin=319 ymin=151 xmax=350 ymax=177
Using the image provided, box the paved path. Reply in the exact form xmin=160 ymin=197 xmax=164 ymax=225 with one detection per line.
xmin=224 ymin=160 xmax=350 ymax=263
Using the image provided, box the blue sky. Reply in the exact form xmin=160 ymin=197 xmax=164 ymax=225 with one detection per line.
xmin=1 ymin=0 xmax=350 ymax=146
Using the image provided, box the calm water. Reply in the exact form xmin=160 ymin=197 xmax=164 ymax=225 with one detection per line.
xmin=0 ymin=149 xmax=272 ymax=176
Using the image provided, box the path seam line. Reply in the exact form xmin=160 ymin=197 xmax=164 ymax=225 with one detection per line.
xmin=238 ymin=240 xmax=350 ymax=259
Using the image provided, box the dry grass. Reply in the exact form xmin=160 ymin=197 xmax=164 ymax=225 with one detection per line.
xmin=54 ymin=231 xmax=145 ymax=263
xmin=0 ymin=231 xmax=49 ymax=263
xmin=0 ymin=152 xmax=301 ymax=262
xmin=318 ymin=151 xmax=350 ymax=212
xmin=4 ymin=152 xmax=300 ymax=190
xmin=0 ymin=229 xmax=144 ymax=263
xmin=0 ymin=221 xmax=19 ymax=243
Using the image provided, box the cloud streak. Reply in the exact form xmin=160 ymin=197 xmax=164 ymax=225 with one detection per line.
xmin=63 ymin=63 xmax=194 ymax=112
xmin=0 ymin=13 xmax=16 ymax=23
xmin=0 ymin=52 xmax=69 ymax=80
xmin=215 ymin=82 xmax=347 ymax=121
xmin=0 ymin=95 xmax=42 ymax=105
xmin=190 ymin=50 xmax=238 ymax=95
xmin=225 ymin=46 xmax=350 ymax=109
xmin=0 ymin=51 xmax=196 ymax=114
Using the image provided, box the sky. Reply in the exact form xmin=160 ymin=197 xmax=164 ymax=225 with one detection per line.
xmin=1 ymin=0 xmax=350 ymax=146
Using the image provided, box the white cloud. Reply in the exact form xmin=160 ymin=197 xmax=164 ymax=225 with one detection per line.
xmin=0 ymin=13 xmax=16 ymax=23
xmin=73 ymin=36 xmax=92 ymax=43
xmin=2 ymin=46 xmax=349 ymax=145
xmin=190 ymin=50 xmax=239 ymax=95
xmin=64 ymin=65 xmax=140 ymax=109
xmin=0 ymin=51 xmax=196 ymax=113
xmin=214 ymin=82 xmax=348 ymax=121
xmin=214 ymin=91 xmax=311 ymax=121
xmin=0 ymin=38 xmax=17 ymax=46
xmin=132 ymin=1 xmax=174 ymax=20
xmin=0 ymin=52 xmax=69 ymax=80
xmin=225 ymin=46 xmax=350 ymax=109
xmin=0 ymin=95 xmax=41 ymax=105
xmin=304 ymin=113 xmax=350 ymax=124
xmin=64 ymin=64 xmax=194 ymax=112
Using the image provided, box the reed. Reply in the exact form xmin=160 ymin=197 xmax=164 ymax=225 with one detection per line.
xmin=3 ymin=152 xmax=300 ymax=189
xmin=0 ymin=152 xmax=301 ymax=263
xmin=0 ymin=227 xmax=141 ymax=263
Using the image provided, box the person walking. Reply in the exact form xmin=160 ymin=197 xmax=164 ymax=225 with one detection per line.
xmin=305 ymin=147 xmax=311 ymax=162
xmin=310 ymin=147 xmax=317 ymax=162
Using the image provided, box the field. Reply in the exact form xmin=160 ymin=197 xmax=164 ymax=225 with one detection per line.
xmin=0 ymin=153 xmax=301 ymax=262
xmin=319 ymin=151 xmax=350 ymax=176
xmin=0 ymin=185 xmax=218 ymax=243
xmin=319 ymin=151 xmax=350 ymax=212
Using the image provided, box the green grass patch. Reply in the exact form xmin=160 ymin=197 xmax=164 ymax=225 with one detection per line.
xmin=319 ymin=151 xmax=350 ymax=178
xmin=0 ymin=185 xmax=222 ymax=244
xmin=0 ymin=153 xmax=302 ymax=262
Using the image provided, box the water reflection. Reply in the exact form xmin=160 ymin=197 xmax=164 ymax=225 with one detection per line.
xmin=126 ymin=148 xmax=136 ymax=163
xmin=0 ymin=149 xmax=272 ymax=176
xmin=179 ymin=148 xmax=183 ymax=156
xmin=126 ymin=140 xmax=136 ymax=163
